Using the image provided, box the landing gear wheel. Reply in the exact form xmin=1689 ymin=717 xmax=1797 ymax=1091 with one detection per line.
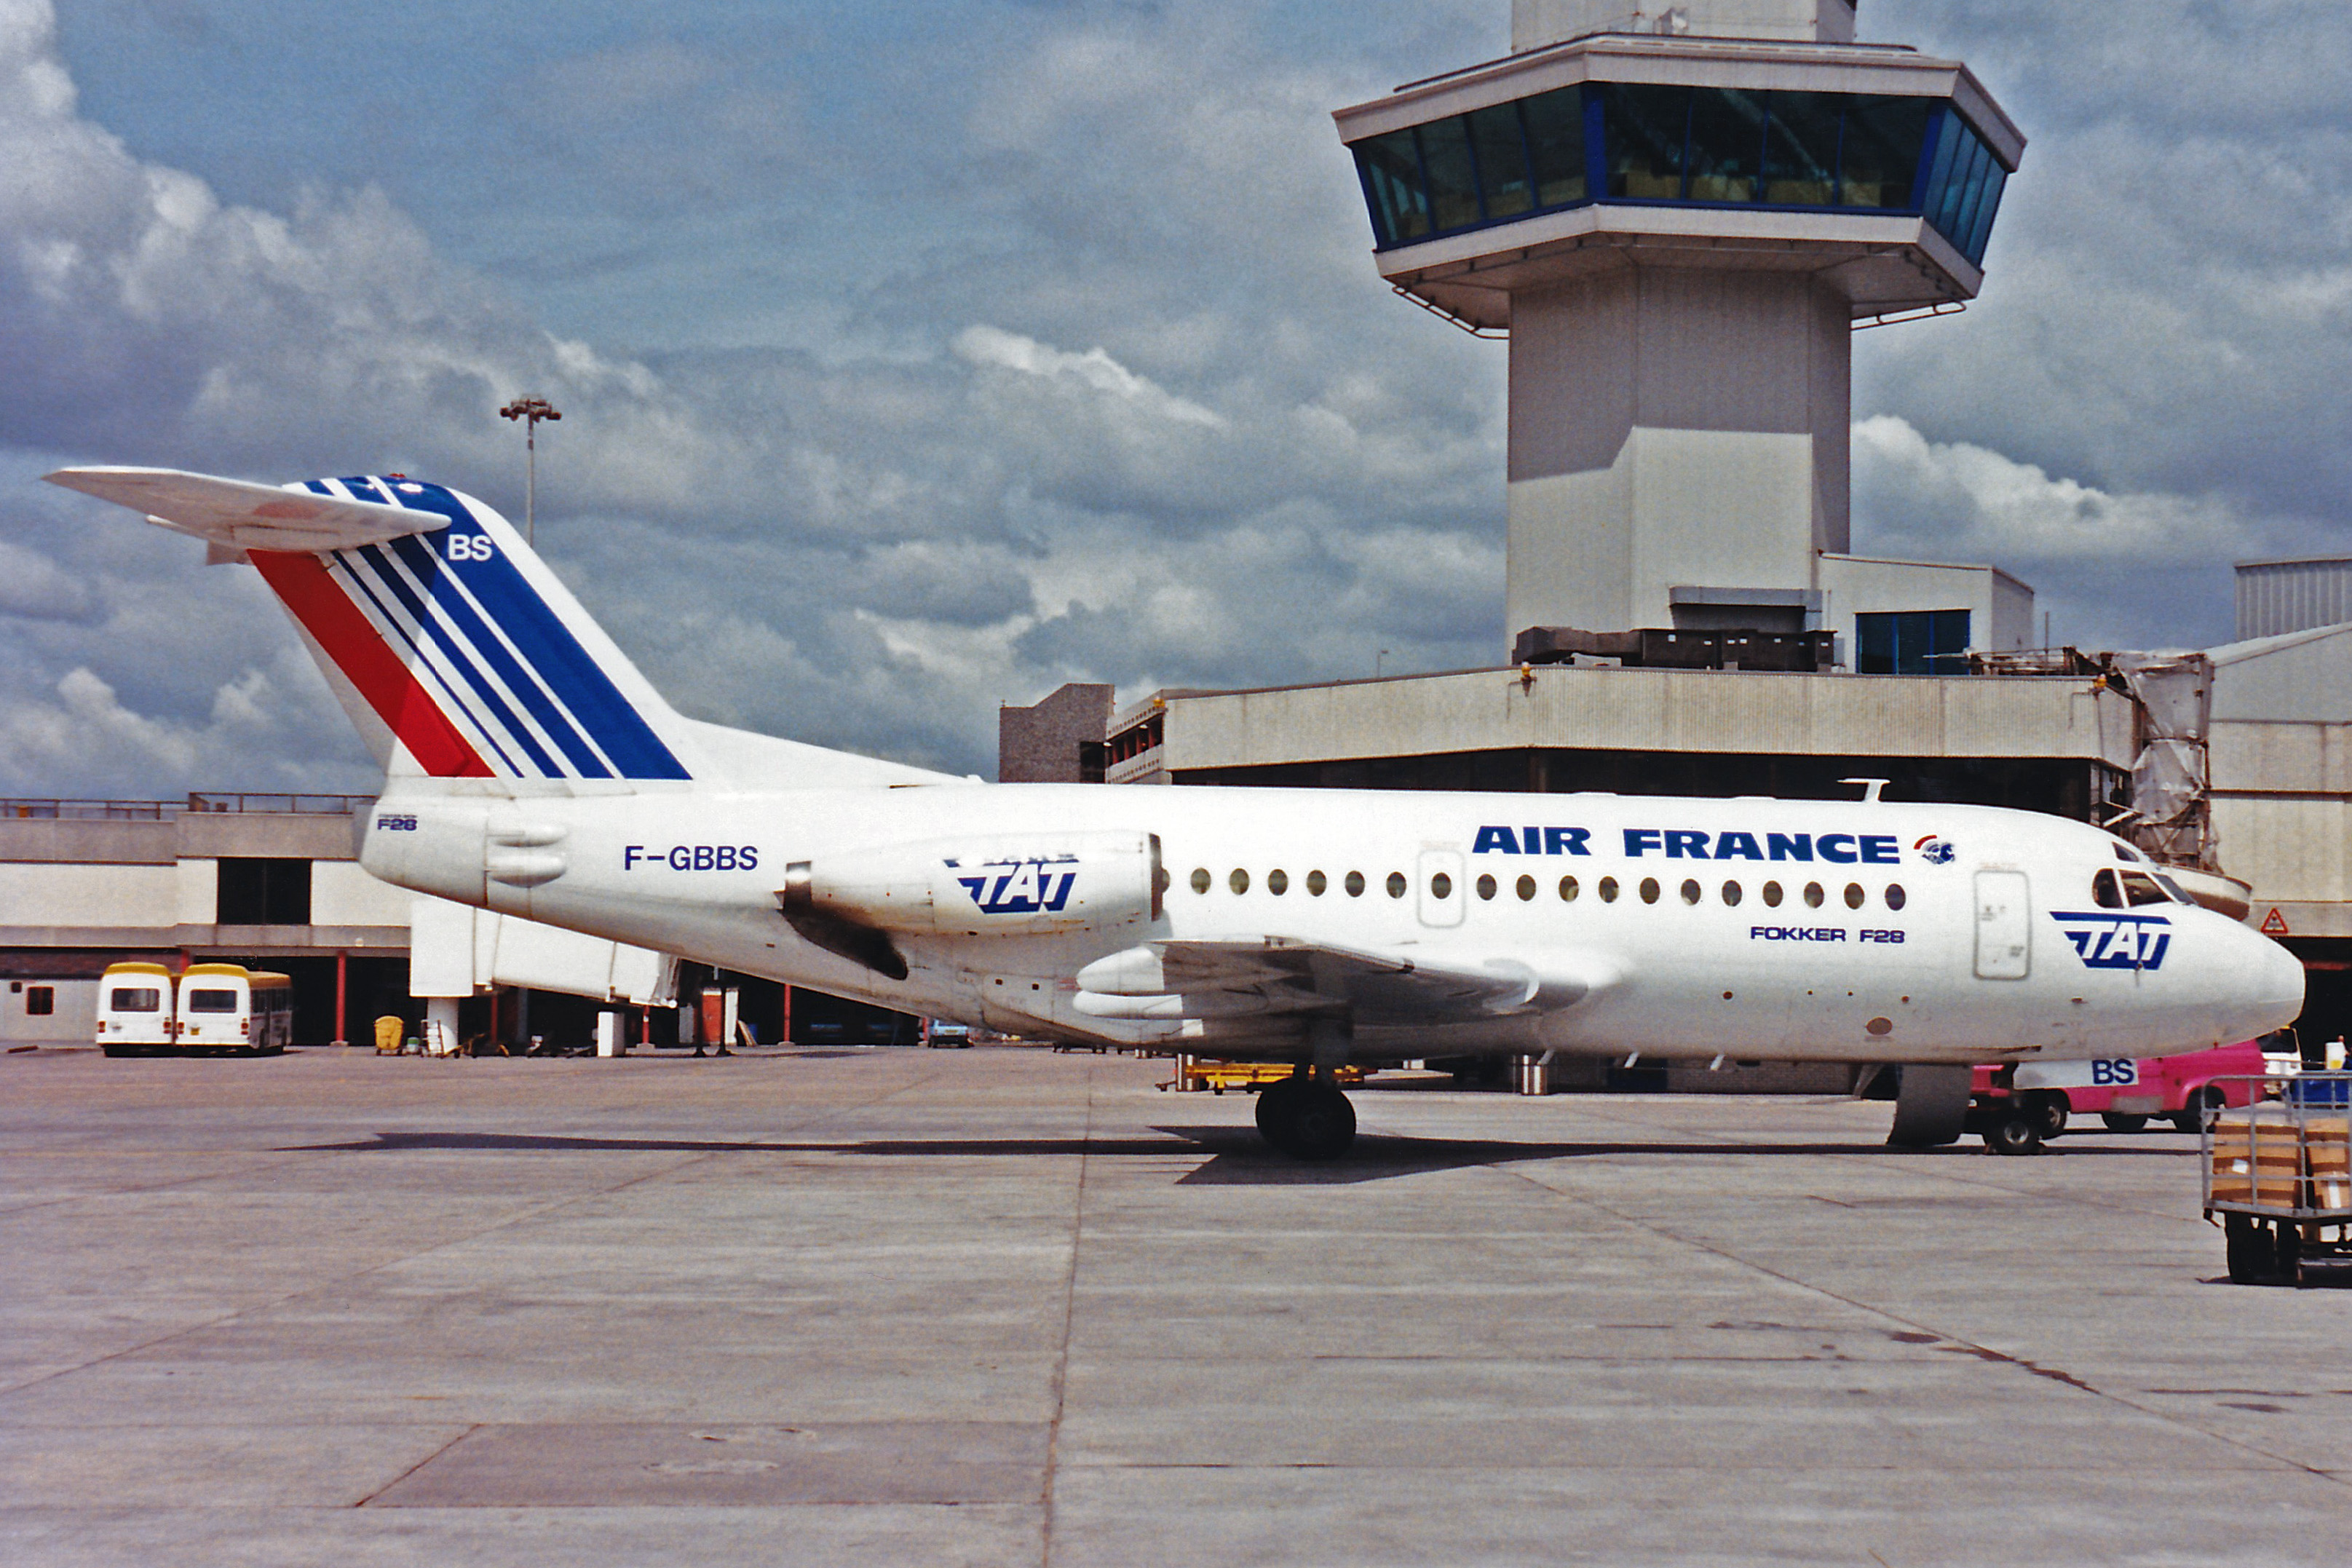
xmin=2022 ymin=1092 xmax=2069 ymax=1140
xmin=2225 ymin=1213 xmax=2273 ymax=1283
xmin=1254 ymin=1076 xmax=1307 ymax=1148
xmin=2100 ymin=1112 xmax=2147 ymax=1133
xmin=1983 ymin=1111 xmax=2043 ymax=1156
xmin=1286 ymin=1083 xmax=1357 ymax=1161
xmin=2171 ymin=1087 xmax=2226 ymax=1135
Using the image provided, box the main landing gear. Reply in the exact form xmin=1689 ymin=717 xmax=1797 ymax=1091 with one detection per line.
xmin=1255 ymin=1070 xmax=1357 ymax=1161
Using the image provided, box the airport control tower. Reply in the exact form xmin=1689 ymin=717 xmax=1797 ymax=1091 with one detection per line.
xmin=1333 ymin=1 xmax=2026 ymax=660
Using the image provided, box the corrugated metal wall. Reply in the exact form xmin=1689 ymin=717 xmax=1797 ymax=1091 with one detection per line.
xmin=2237 ymin=560 xmax=2352 ymax=641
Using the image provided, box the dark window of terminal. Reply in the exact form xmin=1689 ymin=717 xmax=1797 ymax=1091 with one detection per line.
xmin=1840 ymin=95 xmax=1931 ymax=209
xmin=1856 ymin=609 xmax=1971 ymax=676
xmin=1762 ymin=90 xmax=1840 ymax=205
xmin=26 ymin=985 xmax=53 ymax=1016
xmin=216 ymin=857 xmax=312 ymax=925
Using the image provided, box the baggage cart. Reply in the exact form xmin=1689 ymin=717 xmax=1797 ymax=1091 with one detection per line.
xmin=2202 ymin=1074 xmax=2352 ymax=1285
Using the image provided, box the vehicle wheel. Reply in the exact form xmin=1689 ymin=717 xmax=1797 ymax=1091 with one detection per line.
xmin=1254 ymin=1075 xmax=1306 ymax=1149
xmin=2024 ymin=1091 xmax=2069 ymax=1139
xmin=2225 ymin=1213 xmax=2273 ymax=1284
xmin=2171 ymin=1086 xmax=2226 ymax=1135
xmin=2275 ymin=1224 xmax=2304 ymax=1286
xmin=1286 ymin=1083 xmax=1357 ymax=1161
xmin=1983 ymin=1112 xmax=2043 ymax=1156
xmin=2100 ymin=1112 xmax=2147 ymax=1133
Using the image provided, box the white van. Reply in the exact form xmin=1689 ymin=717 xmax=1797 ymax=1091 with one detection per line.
xmin=97 ymin=962 xmax=177 ymax=1056
xmin=175 ymin=965 xmax=293 ymax=1054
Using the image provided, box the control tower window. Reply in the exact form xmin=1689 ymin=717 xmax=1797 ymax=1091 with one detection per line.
xmin=1604 ymin=84 xmax=1691 ymax=199
xmin=1519 ymin=87 xmax=1586 ymax=207
xmin=1468 ymin=103 xmax=1534 ymax=219
xmin=1687 ymin=90 xmax=1767 ymax=203
xmin=1348 ymin=86 xmax=1996 ymax=253
xmin=1355 ymin=129 xmax=1430 ymax=245
xmin=1761 ymin=91 xmax=1840 ymax=205
xmin=1417 ymin=115 xmax=1482 ymax=231
xmin=1840 ymin=95 xmax=1931 ymax=209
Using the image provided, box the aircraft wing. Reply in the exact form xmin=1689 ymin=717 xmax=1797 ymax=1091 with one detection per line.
xmin=45 ymin=467 xmax=451 ymax=553
xmin=1075 ymin=935 xmax=1596 ymax=1026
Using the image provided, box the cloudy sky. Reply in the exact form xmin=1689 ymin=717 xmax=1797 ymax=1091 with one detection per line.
xmin=3 ymin=0 xmax=2348 ymax=796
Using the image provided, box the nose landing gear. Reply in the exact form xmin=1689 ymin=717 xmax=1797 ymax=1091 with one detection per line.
xmin=1254 ymin=1070 xmax=1357 ymax=1160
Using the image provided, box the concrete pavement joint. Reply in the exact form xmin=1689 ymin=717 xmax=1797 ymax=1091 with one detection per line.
xmin=1498 ymin=1161 xmax=2351 ymax=1490
xmin=1038 ymin=1058 xmax=1095 ymax=1568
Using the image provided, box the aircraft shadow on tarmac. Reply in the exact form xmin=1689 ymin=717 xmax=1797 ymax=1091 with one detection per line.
xmin=289 ymin=1127 xmax=2185 ymax=1186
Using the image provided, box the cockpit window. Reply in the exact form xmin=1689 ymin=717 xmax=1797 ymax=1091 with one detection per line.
xmin=2092 ymin=868 xmax=2123 ymax=909
xmin=2153 ymin=874 xmax=2190 ymax=904
xmin=2112 ymin=842 xmax=2145 ymax=863
xmin=2118 ymin=871 xmax=2171 ymax=908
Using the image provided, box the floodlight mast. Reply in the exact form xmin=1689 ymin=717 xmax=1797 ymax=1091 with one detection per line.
xmin=497 ymin=396 xmax=562 ymax=545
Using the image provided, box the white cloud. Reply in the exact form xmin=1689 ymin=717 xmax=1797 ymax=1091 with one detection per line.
xmin=1852 ymin=415 xmax=2262 ymax=566
xmin=953 ymin=325 xmax=1229 ymax=429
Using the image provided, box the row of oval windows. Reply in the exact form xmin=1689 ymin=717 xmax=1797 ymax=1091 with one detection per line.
xmin=1187 ymin=866 xmax=1906 ymax=911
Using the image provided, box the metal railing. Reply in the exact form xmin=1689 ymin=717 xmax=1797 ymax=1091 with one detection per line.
xmin=0 ymin=793 xmax=371 ymax=821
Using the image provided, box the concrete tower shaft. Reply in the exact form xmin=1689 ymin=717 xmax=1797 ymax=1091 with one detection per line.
xmin=1333 ymin=5 xmax=2023 ymax=648
xmin=1509 ymin=268 xmax=1849 ymax=635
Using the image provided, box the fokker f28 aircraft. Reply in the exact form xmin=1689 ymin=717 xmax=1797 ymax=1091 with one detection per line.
xmin=48 ymin=467 xmax=2305 ymax=1159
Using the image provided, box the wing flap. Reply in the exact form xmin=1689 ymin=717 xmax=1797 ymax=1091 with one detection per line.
xmin=1074 ymin=936 xmax=1583 ymax=1026
xmin=45 ymin=467 xmax=451 ymax=553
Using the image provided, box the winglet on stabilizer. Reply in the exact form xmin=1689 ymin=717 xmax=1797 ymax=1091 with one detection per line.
xmin=44 ymin=467 xmax=451 ymax=554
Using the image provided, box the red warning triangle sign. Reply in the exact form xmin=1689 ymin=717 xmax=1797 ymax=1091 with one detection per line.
xmin=2261 ymin=907 xmax=2289 ymax=935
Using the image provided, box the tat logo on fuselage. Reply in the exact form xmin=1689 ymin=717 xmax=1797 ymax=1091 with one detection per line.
xmin=2050 ymin=909 xmax=2173 ymax=971
xmin=951 ymin=855 xmax=1078 ymax=916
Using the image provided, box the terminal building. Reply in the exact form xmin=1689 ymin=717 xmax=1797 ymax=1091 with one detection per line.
xmin=1001 ymin=0 xmax=2352 ymax=1051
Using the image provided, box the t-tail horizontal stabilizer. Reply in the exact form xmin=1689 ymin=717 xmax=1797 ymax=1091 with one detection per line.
xmin=44 ymin=466 xmax=452 ymax=554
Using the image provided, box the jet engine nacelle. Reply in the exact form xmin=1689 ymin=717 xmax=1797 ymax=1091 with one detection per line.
xmin=780 ymin=831 xmax=1163 ymax=939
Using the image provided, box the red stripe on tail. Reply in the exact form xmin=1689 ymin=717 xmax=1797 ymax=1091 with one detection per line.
xmin=250 ymin=551 xmax=495 ymax=778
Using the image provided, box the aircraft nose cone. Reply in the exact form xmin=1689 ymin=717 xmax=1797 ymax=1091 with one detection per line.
xmin=2258 ymin=935 xmax=2308 ymax=1016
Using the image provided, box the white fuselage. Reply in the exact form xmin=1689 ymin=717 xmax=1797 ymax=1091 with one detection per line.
xmin=361 ymin=783 xmax=2305 ymax=1067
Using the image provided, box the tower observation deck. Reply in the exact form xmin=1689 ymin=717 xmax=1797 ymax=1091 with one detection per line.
xmin=1333 ymin=1 xmax=2025 ymax=655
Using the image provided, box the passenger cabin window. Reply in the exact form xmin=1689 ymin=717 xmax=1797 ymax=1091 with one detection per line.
xmin=1385 ymin=872 xmax=1408 ymax=898
xmin=1345 ymin=871 xmax=1366 ymax=897
xmin=110 ymin=987 xmax=160 ymax=1013
xmin=1802 ymin=882 xmax=1825 ymax=908
xmin=1190 ymin=868 xmax=1211 ymax=895
xmin=1722 ymin=881 xmax=1742 ymax=907
xmin=1762 ymin=882 xmax=1783 ymax=908
xmin=1886 ymin=884 xmax=1907 ymax=911
xmin=1639 ymin=878 xmax=1660 ymax=904
xmin=1267 ymin=869 xmax=1289 ymax=896
xmin=1518 ymin=875 xmax=1537 ymax=901
xmin=1597 ymin=876 xmax=1618 ymax=903
xmin=1306 ymin=871 xmax=1327 ymax=895
xmin=1476 ymin=874 xmax=1497 ymax=900
xmin=1679 ymin=879 xmax=1701 ymax=906
xmin=1558 ymin=876 xmax=1578 ymax=902
xmin=1229 ymin=868 xmax=1250 ymax=895
xmin=1430 ymin=872 xmax=1454 ymax=900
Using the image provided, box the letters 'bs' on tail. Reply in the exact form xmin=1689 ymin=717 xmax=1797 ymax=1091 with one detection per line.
xmin=44 ymin=467 xmax=694 ymax=785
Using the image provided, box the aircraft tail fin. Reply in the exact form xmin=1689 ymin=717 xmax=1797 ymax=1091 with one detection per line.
xmin=47 ymin=467 xmax=949 ymax=791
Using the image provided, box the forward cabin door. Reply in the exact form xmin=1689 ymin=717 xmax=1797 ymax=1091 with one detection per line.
xmin=1974 ymin=870 xmax=2032 ymax=980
